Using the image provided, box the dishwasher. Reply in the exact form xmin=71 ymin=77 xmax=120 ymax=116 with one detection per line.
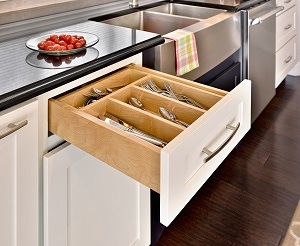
xmin=241 ymin=0 xmax=283 ymax=122
xmin=175 ymin=0 xmax=283 ymax=122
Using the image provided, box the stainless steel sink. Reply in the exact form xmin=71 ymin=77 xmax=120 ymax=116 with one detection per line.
xmin=146 ymin=3 xmax=226 ymax=20
xmin=96 ymin=3 xmax=241 ymax=80
xmin=102 ymin=11 xmax=200 ymax=35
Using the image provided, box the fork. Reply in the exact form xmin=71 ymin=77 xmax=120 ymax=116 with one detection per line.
xmin=163 ymin=82 xmax=207 ymax=110
xmin=141 ymin=80 xmax=175 ymax=98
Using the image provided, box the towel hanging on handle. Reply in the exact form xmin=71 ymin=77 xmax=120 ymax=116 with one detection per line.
xmin=163 ymin=29 xmax=199 ymax=76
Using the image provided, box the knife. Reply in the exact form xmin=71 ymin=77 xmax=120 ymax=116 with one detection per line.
xmin=99 ymin=114 xmax=167 ymax=147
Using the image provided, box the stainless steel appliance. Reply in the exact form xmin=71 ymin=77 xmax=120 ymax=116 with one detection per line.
xmin=241 ymin=0 xmax=283 ymax=122
xmin=178 ymin=0 xmax=283 ymax=122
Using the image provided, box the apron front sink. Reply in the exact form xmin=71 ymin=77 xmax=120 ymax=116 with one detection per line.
xmin=90 ymin=3 xmax=240 ymax=80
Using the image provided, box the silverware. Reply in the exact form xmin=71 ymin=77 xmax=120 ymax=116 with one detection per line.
xmin=163 ymin=82 xmax=179 ymax=100
xmin=84 ymin=88 xmax=108 ymax=98
xmin=83 ymin=98 xmax=97 ymax=107
xmin=99 ymin=113 xmax=167 ymax=147
xmin=129 ymin=97 xmax=146 ymax=111
xmin=141 ymin=80 xmax=207 ymax=110
xmin=105 ymin=86 xmax=124 ymax=93
xmin=163 ymin=82 xmax=207 ymax=110
xmin=93 ymin=88 xmax=109 ymax=96
xmin=82 ymin=86 xmax=124 ymax=107
xmin=128 ymin=97 xmax=154 ymax=114
xmin=141 ymin=79 xmax=174 ymax=98
xmin=158 ymin=107 xmax=189 ymax=127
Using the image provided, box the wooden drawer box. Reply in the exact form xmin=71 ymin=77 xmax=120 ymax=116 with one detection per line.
xmin=49 ymin=64 xmax=251 ymax=226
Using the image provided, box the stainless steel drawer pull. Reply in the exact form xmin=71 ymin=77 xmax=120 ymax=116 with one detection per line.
xmin=202 ymin=122 xmax=240 ymax=163
xmin=0 ymin=120 xmax=28 ymax=140
xmin=284 ymin=24 xmax=292 ymax=30
xmin=285 ymin=56 xmax=293 ymax=63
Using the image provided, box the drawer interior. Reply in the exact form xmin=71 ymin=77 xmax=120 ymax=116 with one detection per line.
xmin=49 ymin=64 xmax=227 ymax=192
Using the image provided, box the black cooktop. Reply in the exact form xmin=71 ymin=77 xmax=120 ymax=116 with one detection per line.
xmin=173 ymin=0 xmax=270 ymax=11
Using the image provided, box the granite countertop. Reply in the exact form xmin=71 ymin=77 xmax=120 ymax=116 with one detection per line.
xmin=0 ymin=20 xmax=164 ymax=111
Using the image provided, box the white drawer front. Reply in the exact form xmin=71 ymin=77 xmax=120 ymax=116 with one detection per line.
xmin=160 ymin=79 xmax=251 ymax=226
xmin=276 ymin=6 xmax=296 ymax=51
xmin=276 ymin=36 xmax=297 ymax=87
xmin=276 ymin=0 xmax=296 ymax=15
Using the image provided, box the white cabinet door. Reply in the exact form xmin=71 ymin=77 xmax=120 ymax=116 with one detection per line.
xmin=44 ymin=143 xmax=150 ymax=246
xmin=0 ymin=99 xmax=39 ymax=246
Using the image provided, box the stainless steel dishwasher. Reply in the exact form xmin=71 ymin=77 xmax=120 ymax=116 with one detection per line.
xmin=241 ymin=0 xmax=283 ymax=122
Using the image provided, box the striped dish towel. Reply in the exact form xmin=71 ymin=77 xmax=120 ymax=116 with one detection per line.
xmin=163 ymin=29 xmax=199 ymax=76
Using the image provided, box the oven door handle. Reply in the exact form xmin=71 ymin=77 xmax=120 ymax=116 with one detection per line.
xmin=250 ymin=6 xmax=284 ymax=26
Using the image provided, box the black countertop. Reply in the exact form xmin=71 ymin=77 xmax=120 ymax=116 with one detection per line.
xmin=0 ymin=20 xmax=164 ymax=111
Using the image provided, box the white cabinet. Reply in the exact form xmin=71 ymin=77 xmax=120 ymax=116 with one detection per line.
xmin=0 ymin=99 xmax=39 ymax=246
xmin=276 ymin=0 xmax=297 ymax=87
xmin=44 ymin=143 xmax=150 ymax=246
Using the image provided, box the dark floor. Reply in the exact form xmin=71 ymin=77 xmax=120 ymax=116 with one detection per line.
xmin=156 ymin=75 xmax=300 ymax=246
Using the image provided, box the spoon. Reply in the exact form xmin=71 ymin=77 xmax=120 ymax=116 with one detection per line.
xmin=129 ymin=97 xmax=147 ymax=111
xmin=158 ymin=107 xmax=189 ymax=127
xmin=106 ymin=86 xmax=124 ymax=93
xmin=93 ymin=88 xmax=109 ymax=96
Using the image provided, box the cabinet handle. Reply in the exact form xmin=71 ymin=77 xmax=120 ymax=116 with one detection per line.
xmin=285 ymin=56 xmax=293 ymax=63
xmin=202 ymin=122 xmax=240 ymax=163
xmin=284 ymin=24 xmax=292 ymax=30
xmin=0 ymin=120 xmax=28 ymax=140
xmin=284 ymin=0 xmax=292 ymax=3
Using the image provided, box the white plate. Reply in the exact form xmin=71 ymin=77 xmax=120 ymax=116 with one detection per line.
xmin=25 ymin=31 xmax=99 ymax=56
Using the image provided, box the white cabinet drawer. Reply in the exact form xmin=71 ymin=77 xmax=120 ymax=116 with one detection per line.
xmin=276 ymin=36 xmax=297 ymax=87
xmin=276 ymin=6 xmax=296 ymax=51
xmin=276 ymin=0 xmax=296 ymax=15
xmin=48 ymin=64 xmax=251 ymax=226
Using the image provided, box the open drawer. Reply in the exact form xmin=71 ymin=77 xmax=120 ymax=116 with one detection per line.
xmin=49 ymin=64 xmax=251 ymax=226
